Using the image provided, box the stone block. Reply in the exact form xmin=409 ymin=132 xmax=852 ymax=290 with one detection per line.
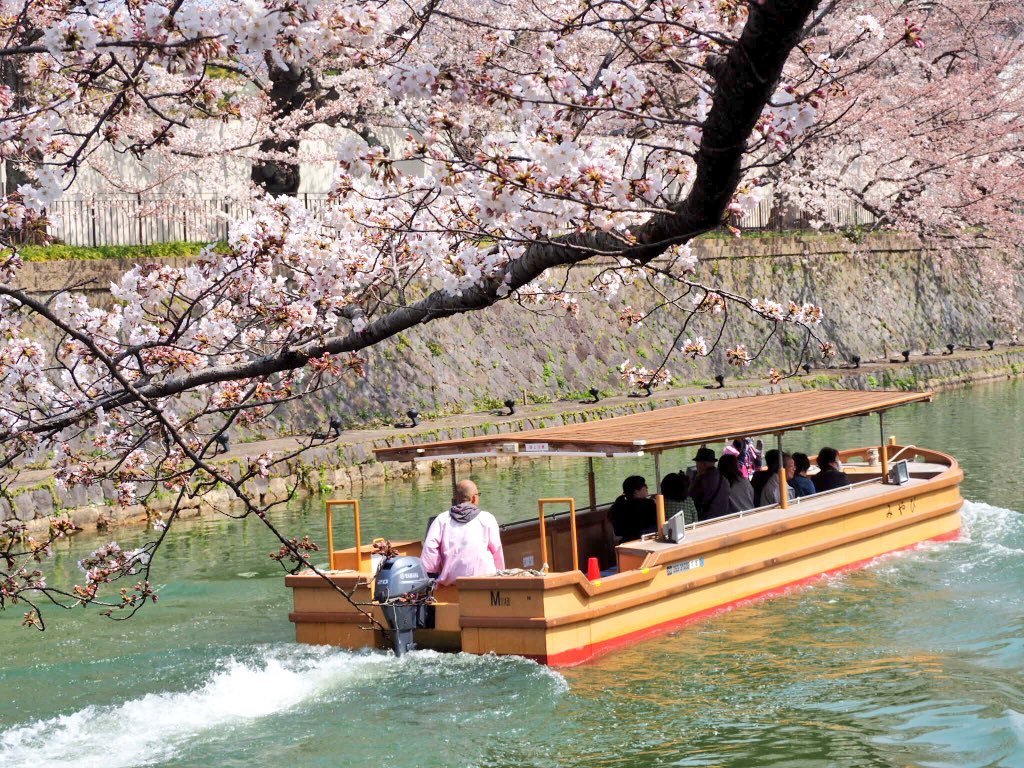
xmin=61 ymin=482 xmax=105 ymax=508
xmin=69 ymin=508 xmax=100 ymax=529
xmin=199 ymin=487 xmax=233 ymax=508
xmin=0 ymin=497 xmax=12 ymax=521
xmin=24 ymin=517 xmax=50 ymax=534
xmin=267 ymin=477 xmax=290 ymax=501
xmin=111 ymin=504 xmax=147 ymax=522
xmin=245 ymin=475 xmax=271 ymax=498
xmin=14 ymin=489 xmax=54 ymax=521
xmin=100 ymin=479 xmax=116 ymax=504
xmin=360 ymin=462 xmax=385 ymax=484
xmin=347 ymin=442 xmax=371 ymax=464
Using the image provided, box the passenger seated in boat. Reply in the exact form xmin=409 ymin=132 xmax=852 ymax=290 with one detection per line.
xmin=420 ymin=479 xmax=505 ymax=585
xmin=760 ymin=453 xmax=795 ymax=506
xmin=660 ymin=472 xmax=696 ymax=524
xmin=718 ymin=453 xmax=754 ymax=513
xmin=751 ymin=449 xmax=779 ymax=505
xmin=813 ymin=447 xmax=852 ymax=493
xmin=609 ymin=475 xmax=658 ymax=542
xmin=689 ymin=447 xmax=730 ymax=521
xmin=790 ymin=452 xmax=816 ymax=497
xmin=765 ymin=454 xmax=794 ymax=507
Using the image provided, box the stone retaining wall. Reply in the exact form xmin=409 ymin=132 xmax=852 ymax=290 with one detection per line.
xmin=7 ymin=347 xmax=1024 ymax=534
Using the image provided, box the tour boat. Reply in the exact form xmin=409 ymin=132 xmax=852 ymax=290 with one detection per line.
xmin=285 ymin=390 xmax=963 ymax=665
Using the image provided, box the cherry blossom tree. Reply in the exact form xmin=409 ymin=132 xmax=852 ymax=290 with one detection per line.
xmin=0 ymin=0 xmax=1020 ymax=626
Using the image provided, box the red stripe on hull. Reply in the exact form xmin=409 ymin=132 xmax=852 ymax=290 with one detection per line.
xmin=531 ymin=526 xmax=962 ymax=667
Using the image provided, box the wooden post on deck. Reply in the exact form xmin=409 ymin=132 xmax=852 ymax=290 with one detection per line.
xmin=879 ymin=412 xmax=889 ymax=483
xmin=537 ymin=500 xmax=549 ymax=572
xmin=449 ymin=458 xmax=457 ymax=500
xmin=777 ymin=433 xmax=788 ymax=509
xmin=654 ymin=493 xmax=666 ymax=540
xmin=587 ymin=457 xmax=597 ymax=514
xmin=653 ymin=452 xmax=662 ymax=491
xmin=352 ymin=500 xmax=364 ymax=572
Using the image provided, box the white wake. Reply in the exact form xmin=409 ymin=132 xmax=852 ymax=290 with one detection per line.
xmin=0 ymin=646 xmax=391 ymax=768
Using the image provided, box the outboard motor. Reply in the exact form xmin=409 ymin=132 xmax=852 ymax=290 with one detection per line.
xmin=374 ymin=556 xmax=435 ymax=656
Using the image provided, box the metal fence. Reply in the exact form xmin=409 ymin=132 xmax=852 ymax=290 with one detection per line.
xmin=45 ymin=193 xmax=874 ymax=248
xmin=46 ymin=194 xmax=332 ymax=247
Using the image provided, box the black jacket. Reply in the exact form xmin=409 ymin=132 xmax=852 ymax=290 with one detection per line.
xmin=813 ymin=467 xmax=852 ymax=493
xmin=609 ymin=495 xmax=658 ymax=542
xmin=690 ymin=468 xmax=730 ymax=521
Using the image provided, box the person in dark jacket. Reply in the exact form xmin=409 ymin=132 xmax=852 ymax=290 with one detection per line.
xmin=689 ymin=447 xmax=730 ymax=521
xmin=813 ymin=447 xmax=851 ymax=492
xmin=791 ymin=452 xmax=816 ymax=497
xmin=609 ymin=475 xmax=658 ymax=542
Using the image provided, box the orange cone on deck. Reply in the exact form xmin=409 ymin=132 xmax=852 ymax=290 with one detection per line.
xmin=586 ymin=557 xmax=601 ymax=581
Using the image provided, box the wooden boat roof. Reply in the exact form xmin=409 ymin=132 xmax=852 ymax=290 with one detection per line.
xmin=374 ymin=389 xmax=933 ymax=461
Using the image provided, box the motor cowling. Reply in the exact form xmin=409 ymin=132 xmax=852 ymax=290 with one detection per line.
xmin=375 ymin=556 xmax=431 ymax=602
xmin=374 ymin=556 xmax=435 ymax=656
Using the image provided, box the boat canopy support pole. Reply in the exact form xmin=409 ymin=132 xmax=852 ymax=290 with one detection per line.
xmin=879 ymin=412 xmax=888 ymax=483
xmin=449 ymin=458 xmax=457 ymax=499
xmin=654 ymin=451 xmax=662 ymax=490
xmin=777 ymin=433 xmax=788 ymax=509
xmin=587 ymin=457 xmax=597 ymax=514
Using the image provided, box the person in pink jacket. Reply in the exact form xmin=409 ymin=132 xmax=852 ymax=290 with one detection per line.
xmin=420 ymin=480 xmax=505 ymax=585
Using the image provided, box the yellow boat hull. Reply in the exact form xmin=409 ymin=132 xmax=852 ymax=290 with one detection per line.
xmin=286 ymin=447 xmax=962 ymax=665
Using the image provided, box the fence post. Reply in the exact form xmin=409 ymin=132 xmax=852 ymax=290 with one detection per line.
xmin=90 ymin=198 xmax=98 ymax=247
xmin=136 ymin=193 xmax=143 ymax=245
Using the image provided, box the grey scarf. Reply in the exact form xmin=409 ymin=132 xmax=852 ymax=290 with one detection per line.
xmin=449 ymin=502 xmax=481 ymax=524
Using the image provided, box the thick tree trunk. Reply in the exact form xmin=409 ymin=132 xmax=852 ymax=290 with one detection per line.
xmin=250 ymin=61 xmax=321 ymax=196
xmin=1 ymin=59 xmax=31 ymax=196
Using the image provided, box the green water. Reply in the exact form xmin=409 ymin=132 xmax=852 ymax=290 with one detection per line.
xmin=1 ymin=381 xmax=1023 ymax=767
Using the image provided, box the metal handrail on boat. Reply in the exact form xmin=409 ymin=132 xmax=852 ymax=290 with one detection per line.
xmin=886 ymin=444 xmax=918 ymax=464
xmin=682 ymin=475 xmax=885 ymax=532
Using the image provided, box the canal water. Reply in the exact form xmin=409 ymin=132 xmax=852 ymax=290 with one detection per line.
xmin=1 ymin=380 xmax=1022 ymax=767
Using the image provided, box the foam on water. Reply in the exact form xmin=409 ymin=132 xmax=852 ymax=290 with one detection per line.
xmin=0 ymin=645 xmax=392 ymax=768
xmin=0 ymin=644 xmax=567 ymax=768
xmin=960 ymin=499 xmax=1024 ymax=546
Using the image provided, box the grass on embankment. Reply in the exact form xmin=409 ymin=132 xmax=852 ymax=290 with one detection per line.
xmin=13 ymin=241 xmax=223 ymax=262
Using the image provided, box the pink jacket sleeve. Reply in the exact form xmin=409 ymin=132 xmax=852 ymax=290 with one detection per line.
xmin=420 ymin=515 xmax=444 ymax=574
xmin=487 ymin=515 xmax=505 ymax=571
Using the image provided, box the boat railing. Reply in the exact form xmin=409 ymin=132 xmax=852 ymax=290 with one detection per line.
xmin=886 ymin=444 xmax=917 ymax=463
xmin=681 ymin=475 xmax=886 ymax=533
xmin=324 ymin=498 xmax=365 ymax=572
xmin=537 ymin=497 xmax=579 ymax=573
